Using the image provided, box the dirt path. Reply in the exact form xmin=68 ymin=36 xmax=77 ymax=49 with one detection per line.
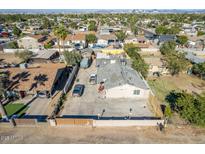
xmin=0 ymin=125 xmax=205 ymax=144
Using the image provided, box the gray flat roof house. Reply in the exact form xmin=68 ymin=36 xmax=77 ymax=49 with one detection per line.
xmin=97 ymin=62 xmax=150 ymax=99
xmin=157 ymin=35 xmax=176 ymax=45
xmin=31 ymin=50 xmax=59 ymax=63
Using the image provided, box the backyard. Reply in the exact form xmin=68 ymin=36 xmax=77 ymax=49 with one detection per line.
xmin=148 ymin=73 xmax=205 ymax=102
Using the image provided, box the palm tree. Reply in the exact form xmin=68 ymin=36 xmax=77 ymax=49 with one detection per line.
xmin=53 ymin=25 xmax=67 ymax=52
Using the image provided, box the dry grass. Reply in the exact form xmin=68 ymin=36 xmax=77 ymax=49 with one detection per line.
xmin=148 ymin=73 xmax=205 ymax=102
xmin=0 ymin=53 xmax=22 ymax=64
xmin=0 ymin=125 xmax=205 ymax=143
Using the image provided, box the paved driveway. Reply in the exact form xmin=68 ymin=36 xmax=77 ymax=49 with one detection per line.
xmin=26 ymin=97 xmax=50 ymax=115
xmin=61 ymin=60 xmax=153 ymax=117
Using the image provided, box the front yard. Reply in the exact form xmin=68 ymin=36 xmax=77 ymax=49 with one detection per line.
xmin=148 ymin=73 xmax=205 ymax=102
xmin=0 ymin=103 xmax=28 ymax=119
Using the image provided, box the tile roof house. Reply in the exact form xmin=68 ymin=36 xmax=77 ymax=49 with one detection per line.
xmin=4 ymin=63 xmax=67 ymax=98
xmin=60 ymin=31 xmax=96 ymax=48
xmin=96 ymin=34 xmax=117 ymax=46
xmin=125 ymin=36 xmax=150 ymax=48
xmin=97 ymin=61 xmax=150 ymax=99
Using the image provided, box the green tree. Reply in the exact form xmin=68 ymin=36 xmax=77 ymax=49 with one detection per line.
xmin=88 ymin=21 xmax=97 ymax=31
xmin=192 ymin=62 xmax=205 ymax=79
xmin=13 ymin=25 xmax=22 ymax=37
xmin=53 ymin=25 xmax=67 ymax=52
xmin=14 ymin=50 xmax=33 ymax=62
xmin=44 ymin=42 xmax=53 ymax=49
xmin=166 ymin=91 xmax=205 ymax=126
xmin=129 ymin=16 xmax=138 ymax=35
xmin=169 ymin=26 xmax=180 ymax=35
xmin=124 ymin=43 xmax=148 ymax=78
xmin=164 ymin=52 xmax=189 ymax=76
xmin=124 ymin=43 xmax=140 ymax=58
xmin=164 ymin=104 xmax=172 ymax=118
xmin=69 ymin=22 xmax=78 ymax=29
xmin=7 ymin=41 xmax=19 ymax=49
xmin=85 ymin=34 xmax=97 ymax=46
xmin=197 ymin=31 xmax=205 ymax=36
xmin=132 ymin=59 xmax=149 ymax=78
xmin=155 ymin=26 xmax=168 ymax=35
xmin=177 ymin=35 xmax=188 ymax=46
xmin=156 ymin=26 xmax=180 ymax=35
xmin=160 ymin=41 xmax=176 ymax=55
xmin=42 ymin=17 xmax=52 ymax=29
xmin=115 ymin=30 xmax=127 ymax=42
xmin=63 ymin=51 xmax=82 ymax=66
xmin=160 ymin=41 xmax=189 ymax=76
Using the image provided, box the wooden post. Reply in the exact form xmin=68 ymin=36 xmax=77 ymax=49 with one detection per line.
xmin=0 ymin=100 xmax=8 ymax=120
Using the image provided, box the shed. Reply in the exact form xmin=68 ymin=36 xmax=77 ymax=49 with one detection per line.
xmin=80 ymin=57 xmax=91 ymax=68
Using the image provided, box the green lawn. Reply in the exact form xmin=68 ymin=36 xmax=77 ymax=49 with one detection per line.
xmin=1 ymin=103 xmax=28 ymax=118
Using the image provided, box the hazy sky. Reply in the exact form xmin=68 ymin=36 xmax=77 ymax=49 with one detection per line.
xmin=1 ymin=0 xmax=205 ymax=9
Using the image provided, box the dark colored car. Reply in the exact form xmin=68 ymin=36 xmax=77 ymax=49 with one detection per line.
xmin=72 ymin=84 xmax=85 ymax=97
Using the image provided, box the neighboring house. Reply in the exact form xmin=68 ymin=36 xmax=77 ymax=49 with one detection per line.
xmin=0 ymin=37 xmax=11 ymax=44
xmin=25 ymin=25 xmax=42 ymax=33
xmin=17 ymin=34 xmax=48 ymax=49
xmin=124 ymin=35 xmax=138 ymax=44
xmin=4 ymin=63 xmax=67 ymax=98
xmin=99 ymin=29 xmax=111 ymax=35
xmin=181 ymin=24 xmax=197 ymax=36
xmin=80 ymin=48 xmax=94 ymax=59
xmin=187 ymin=35 xmax=205 ymax=50
xmin=139 ymin=28 xmax=157 ymax=40
xmin=79 ymin=25 xmax=88 ymax=32
xmin=99 ymin=26 xmax=118 ymax=35
xmin=144 ymin=57 xmax=169 ymax=76
xmin=157 ymin=35 xmax=176 ymax=45
xmin=124 ymin=36 xmax=150 ymax=48
xmin=31 ymin=50 xmax=60 ymax=63
xmin=97 ymin=34 xmax=117 ymax=46
xmin=185 ymin=52 xmax=205 ymax=64
xmin=97 ymin=61 xmax=150 ymax=99
xmin=61 ymin=31 xmax=96 ymax=49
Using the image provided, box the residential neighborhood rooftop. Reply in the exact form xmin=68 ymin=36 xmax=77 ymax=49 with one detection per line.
xmin=97 ymin=62 xmax=149 ymax=90
xmin=3 ymin=63 xmax=66 ymax=92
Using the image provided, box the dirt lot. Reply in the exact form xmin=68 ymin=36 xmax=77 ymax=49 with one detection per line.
xmin=61 ymin=60 xmax=153 ymax=117
xmin=0 ymin=125 xmax=205 ymax=144
xmin=148 ymin=73 xmax=205 ymax=102
xmin=0 ymin=53 xmax=22 ymax=64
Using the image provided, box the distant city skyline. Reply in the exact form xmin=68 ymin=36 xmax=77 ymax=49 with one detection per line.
xmin=1 ymin=9 xmax=205 ymax=14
